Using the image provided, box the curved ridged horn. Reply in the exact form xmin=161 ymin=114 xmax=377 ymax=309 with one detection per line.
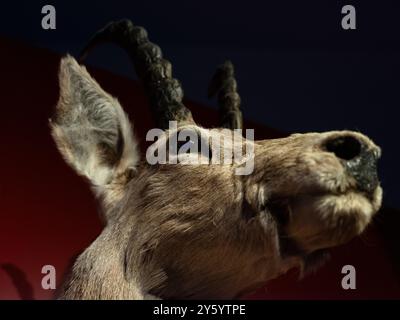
xmin=79 ymin=19 xmax=194 ymax=130
xmin=208 ymin=60 xmax=243 ymax=129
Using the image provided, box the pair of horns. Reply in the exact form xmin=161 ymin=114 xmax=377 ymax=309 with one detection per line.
xmin=80 ymin=19 xmax=243 ymax=130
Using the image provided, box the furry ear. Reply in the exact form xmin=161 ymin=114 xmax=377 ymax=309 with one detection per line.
xmin=50 ymin=55 xmax=139 ymax=190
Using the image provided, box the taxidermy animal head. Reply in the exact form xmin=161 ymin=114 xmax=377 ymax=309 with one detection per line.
xmin=51 ymin=20 xmax=382 ymax=299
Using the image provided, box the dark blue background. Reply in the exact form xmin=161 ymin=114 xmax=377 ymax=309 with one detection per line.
xmin=1 ymin=1 xmax=399 ymax=207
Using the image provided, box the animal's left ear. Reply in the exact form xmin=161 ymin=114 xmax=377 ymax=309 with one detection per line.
xmin=50 ymin=55 xmax=139 ymax=189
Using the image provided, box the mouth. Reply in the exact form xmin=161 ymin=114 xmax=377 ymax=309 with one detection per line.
xmin=260 ymin=195 xmax=332 ymax=274
xmin=261 ymin=185 xmax=382 ymax=254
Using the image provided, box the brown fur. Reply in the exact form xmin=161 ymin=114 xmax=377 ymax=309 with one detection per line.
xmin=52 ymin=56 xmax=382 ymax=299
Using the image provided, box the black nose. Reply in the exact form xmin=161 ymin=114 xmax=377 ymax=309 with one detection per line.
xmin=326 ymin=135 xmax=362 ymax=161
xmin=325 ymin=135 xmax=379 ymax=195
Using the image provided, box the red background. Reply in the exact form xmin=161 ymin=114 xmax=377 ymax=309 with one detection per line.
xmin=1 ymin=37 xmax=399 ymax=300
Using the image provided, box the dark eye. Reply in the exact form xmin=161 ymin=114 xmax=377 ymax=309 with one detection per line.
xmin=174 ymin=130 xmax=212 ymax=160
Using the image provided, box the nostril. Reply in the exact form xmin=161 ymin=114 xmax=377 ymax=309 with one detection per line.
xmin=325 ymin=135 xmax=362 ymax=161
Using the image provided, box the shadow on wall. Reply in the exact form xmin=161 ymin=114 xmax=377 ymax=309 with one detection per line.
xmin=1 ymin=252 xmax=81 ymax=300
xmin=1 ymin=264 xmax=34 ymax=300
